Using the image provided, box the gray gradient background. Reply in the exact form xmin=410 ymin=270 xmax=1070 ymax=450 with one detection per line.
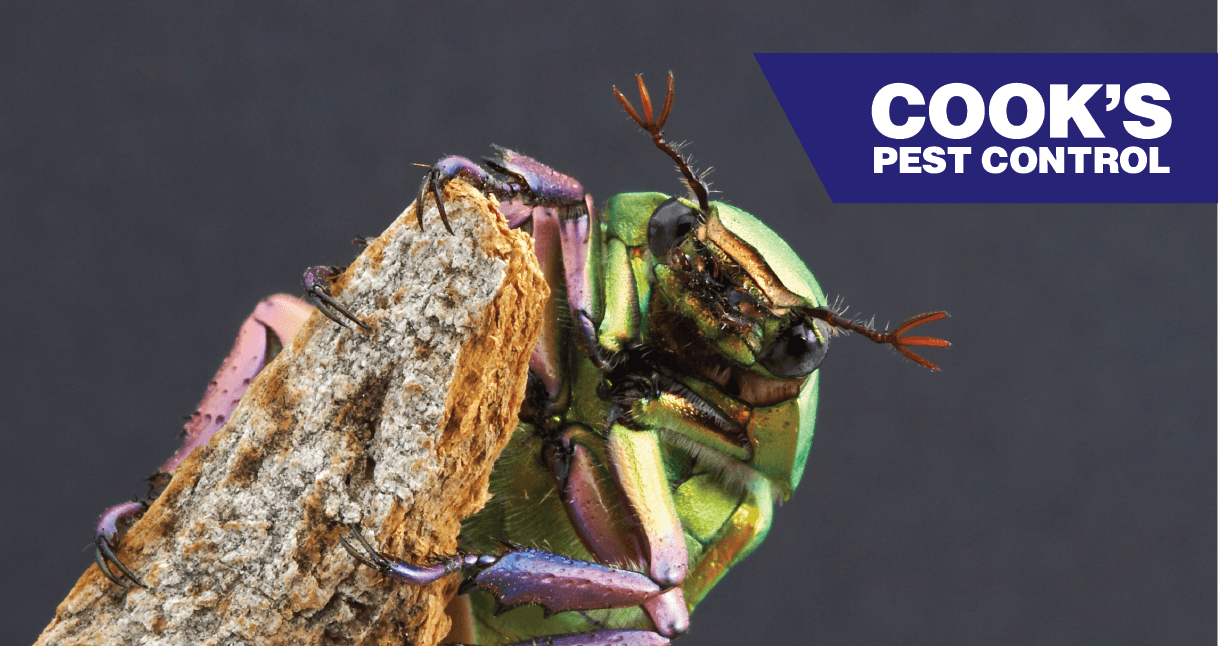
xmin=2 ymin=3 xmax=1213 ymax=645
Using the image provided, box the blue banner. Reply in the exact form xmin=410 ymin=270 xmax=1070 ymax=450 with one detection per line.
xmin=755 ymin=54 xmax=1218 ymax=203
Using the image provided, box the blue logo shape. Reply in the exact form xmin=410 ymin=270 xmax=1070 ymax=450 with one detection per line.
xmin=755 ymin=53 xmax=1218 ymax=203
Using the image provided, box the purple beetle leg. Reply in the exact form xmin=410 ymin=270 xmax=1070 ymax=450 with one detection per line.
xmin=641 ymin=588 xmax=689 ymax=637
xmin=501 ymin=194 xmax=598 ymax=403
xmin=459 ymin=547 xmax=663 ymax=617
xmin=545 ymin=425 xmax=645 ymax=570
xmin=341 ymin=527 xmax=664 ymax=617
xmin=526 ymin=206 xmax=566 ymax=403
xmin=487 ymin=150 xmax=603 ymax=365
xmin=426 ymin=148 xmax=602 ymax=367
xmin=482 ymin=150 xmax=599 ymax=345
xmin=339 ymin=528 xmax=476 ymax=585
xmin=301 ymin=266 xmax=369 ymax=331
xmin=498 ymin=199 xmax=535 ymax=229
xmin=546 ymin=426 xmax=690 ymax=638
xmin=559 ymin=194 xmax=602 ymax=357
xmin=91 ymin=295 xmax=314 ymax=588
xmin=94 ymin=501 xmax=148 ymax=588
xmin=159 ymin=294 xmax=313 ymax=475
xmin=448 ymin=629 xmax=669 ymax=646
xmin=422 ymin=149 xmax=585 ymax=234
xmin=484 ymin=147 xmax=585 ymax=204
xmin=545 ymin=424 xmax=691 ymax=633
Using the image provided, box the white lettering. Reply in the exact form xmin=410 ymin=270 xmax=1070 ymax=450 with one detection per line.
xmin=929 ymin=83 xmax=986 ymax=139
xmin=1009 ymin=146 xmax=1037 ymax=174
xmin=874 ymin=147 xmax=898 ymax=173
xmin=1119 ymin=147 xmax=1147 ymax=173
xmin=872 ymin=83 xmax=926 ymax=139
xmin=982 ymin=146 xmax=1007 ymax=173
xmin=946 ymin=147 xmax=972 ymax=173
xmin=923 ymin=146 xmax=947 ymax=174
xmin=1067 ymin=147 xmax=1091 ymax=173
xmin=1149 ymin=147 xmax=1170 ymax=173
xmin=1049 ymin=84 xmax=1104 ymax=138
xmin=1039 ymin=147 xmax=1065 ymax=173
xmin=1123 ymin=83 xmax=1172 ymax=139
xmin=989 ymin=83 xmax=1045 ymax=139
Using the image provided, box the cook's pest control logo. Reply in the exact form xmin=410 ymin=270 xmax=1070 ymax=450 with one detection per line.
xmin=755 ymin=54 xmax=1218 ymax=203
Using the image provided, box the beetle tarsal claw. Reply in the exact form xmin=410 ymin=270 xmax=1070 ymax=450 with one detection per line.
xmin=415 ymin=168 xmax=455 ymax=235
xmin=305 ymin=285 xmax=370 ymax=331
xmin=338 ymin=528 xmax=389 ymax=573
xmin=94 ymin=536 xmax=147 ymax=589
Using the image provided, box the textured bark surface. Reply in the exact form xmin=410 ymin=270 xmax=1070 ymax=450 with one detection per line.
xmin=36 ymin=180 xmax=547 ymax=646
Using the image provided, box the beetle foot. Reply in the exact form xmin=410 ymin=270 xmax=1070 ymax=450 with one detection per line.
xmin=302 ymin=265 xmax=370 ymax=331
xmin=341 ymin=526 xmax=669 ymax=619
xmin=417 ymin=151 xmax=585 ymax=234
xmin=810 ymin=308 xmax=950 ymax=370
xmin=94 ymin=501 xmax=148 ymax=589
xmin=339 ymin=525 xmax=483 ymax=585
xmin=417 ymin=157 xmax=495 ymax=234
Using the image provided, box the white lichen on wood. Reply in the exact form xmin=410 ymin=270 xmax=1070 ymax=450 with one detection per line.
xmin=37 ymin=180 xmax=547 ymax=646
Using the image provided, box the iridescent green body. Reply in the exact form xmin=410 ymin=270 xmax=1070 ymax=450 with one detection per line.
xmin=90 ymin=78 xmax=945 ymax=646
xmin=334 ymin=78 xmax=943 ymax=646
xmin=460 ymin=193 xmax=827 ymax=643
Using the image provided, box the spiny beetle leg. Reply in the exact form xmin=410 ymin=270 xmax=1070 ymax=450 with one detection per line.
xmin=418 ymin=148 xmax=588 ymax=230
xmin=302 ymin=265 xmax=369 ymax=331
xmin=479 ymin=149 xmax=600 ymax=360
xmin=603 ymin=423 xmax=688 ymax=588
xmin=161 ymin=294 xmax=313 ymax=475
xmin=447 ymin=629 xmax=670 ymax=646
xmin=92 ymin=295 xmax=314 ymax=588
xmin=483 ymin=146 xmax=585 ymax=205
xmin=421 ymin=150 xmax=603 ymax=374
xmin=463 ymin=548 xmax=665 ymax=616
xmin=94 ymin=501 xmax=148 ymax=589
xmin=544 ymin=426 xmax=645 ymax=570
xmin=420 ymin=150 xmax=585 ymax=220
xmin=341 ymin=527 xmax=665 ymax=616
xmin=544 ymin=426 xmax=691 ymax=638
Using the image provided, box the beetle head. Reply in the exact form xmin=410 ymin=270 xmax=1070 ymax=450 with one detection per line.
xmin=647 ymin=197 xmax=828 ymax=496
xmin=615 ymin=74 xmax=946 ymax=498
xmin=649 ymin=197 xmax=830 ymax=379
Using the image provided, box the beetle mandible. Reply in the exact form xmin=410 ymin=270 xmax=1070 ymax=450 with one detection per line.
xmin=93 ymin=74 xmax=948 ymax=646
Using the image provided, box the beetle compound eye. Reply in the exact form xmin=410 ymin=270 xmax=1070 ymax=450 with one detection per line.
xmin=648 ymin=197 xmax=700 ymax=260
xmin=758 ymin=322 xmax=828 ymax=378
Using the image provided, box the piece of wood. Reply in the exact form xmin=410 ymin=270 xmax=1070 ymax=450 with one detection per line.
xmin=36 ymin=180 xmax=548 ymax=646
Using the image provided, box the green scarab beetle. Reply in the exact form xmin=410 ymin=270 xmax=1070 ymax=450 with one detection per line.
xmin=93 ymin=73 xmax=948 ymax=646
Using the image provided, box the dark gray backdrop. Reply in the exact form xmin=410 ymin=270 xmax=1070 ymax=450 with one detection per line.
xmin=2 ymin=3 xmax=1213 ymax=645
